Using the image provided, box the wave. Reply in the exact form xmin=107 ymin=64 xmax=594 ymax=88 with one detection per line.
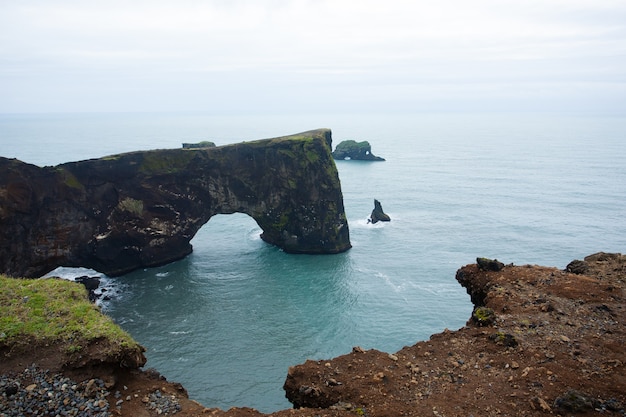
xmin=42 ymin=266 xmax=121 ymax=309
xmin=350 ymin=217 xmax=388 ymax=229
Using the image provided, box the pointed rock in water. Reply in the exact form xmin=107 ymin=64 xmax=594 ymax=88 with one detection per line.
xmin=0 ymin=129 xmax=352 ymax=278
xmin=369 ymin=199 xmax=390 ymax=224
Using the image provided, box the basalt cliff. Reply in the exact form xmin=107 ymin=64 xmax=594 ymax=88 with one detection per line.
xmin=0 ymin=129 xmax=351 ymax=278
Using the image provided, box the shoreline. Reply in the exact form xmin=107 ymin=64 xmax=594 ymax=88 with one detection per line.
xmin=2 ymin=252 xmax=625 ymax=416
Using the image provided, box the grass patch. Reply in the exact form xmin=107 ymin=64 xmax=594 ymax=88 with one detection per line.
xmin=0 ymin=275 xmax=138 ymax=350
xmin=54 ymin=167 xmax=84 ymax=190
xmin=139 ymin=150 xmax=196 ymax=174
xmin=117 ymin=197 xmax=144 ymax=216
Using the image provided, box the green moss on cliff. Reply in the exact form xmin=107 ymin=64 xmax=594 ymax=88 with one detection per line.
xmin=0 ymin=276 xmax=139 ymax=350
xmin=304 ymin=144 xmax=320 ymax=164
xmin=117 ymin=197 xmax=144 ymax=216
xmin=55 ymin=168 xmax=84 ymax=190
xmin=278 ymin=148 xmax=297 ymax=159
xmin=273 ymin=211 xmax=291 ymax=230
xmin=139 ymin=150 xmax=196 ymax=174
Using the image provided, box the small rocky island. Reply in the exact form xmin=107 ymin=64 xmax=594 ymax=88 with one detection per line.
xmin=369 ymin=199 xmax=390 ymax=223
xmin=0 ymin=129 xmax=351 ymax=278
xmin=181 ymin=140 xmax=216 ymax=149
xmin=1 ymin=252 xmax=624 ymax=416
xmin=332 ymin=140 xmax=385 ymax=161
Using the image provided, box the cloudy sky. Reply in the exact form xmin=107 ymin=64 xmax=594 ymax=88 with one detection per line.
xmin=1 ymin=0 xmax=625 ymax=114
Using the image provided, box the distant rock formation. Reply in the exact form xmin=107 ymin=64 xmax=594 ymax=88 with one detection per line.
xmin=182 ymin=141 xmax=216 ymax=149
xmin=0 ymin=129 xmax=351 ymax=278
xmin=332 ymin=140 xmax=385 ymax=161
xmin=369 ymin=199 xmax=390 ymax=223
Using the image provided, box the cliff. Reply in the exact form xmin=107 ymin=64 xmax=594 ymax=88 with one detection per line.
xmin=2 ymin=253 xmax=623 ymax=416
xmin=282 ymin=252 xmax=626 ymax=416
xmin=0 ymin=129 xmax=351 ymax=278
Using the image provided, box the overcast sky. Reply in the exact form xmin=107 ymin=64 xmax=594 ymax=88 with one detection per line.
xmin=1 ymin=0 xmax=625 ymax=114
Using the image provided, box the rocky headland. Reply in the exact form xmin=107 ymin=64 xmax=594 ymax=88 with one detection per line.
xmin=0 ymin=129 xmax=351 ymax=278
xmin=2 ymin=252 xmax=624 ymax=416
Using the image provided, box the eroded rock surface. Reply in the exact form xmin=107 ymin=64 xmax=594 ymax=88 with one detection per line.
xmin=283 ymin=252 xmax=626 ymax=416
xmin=0 ymin=129 xmax=351 ymax=277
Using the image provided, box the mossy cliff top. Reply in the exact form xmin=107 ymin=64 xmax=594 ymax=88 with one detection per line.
xmin=0 ymin=275 xmax=145 ymax=371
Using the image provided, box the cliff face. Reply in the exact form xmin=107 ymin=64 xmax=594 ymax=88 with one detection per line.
xmin=0 ymin=129 xmax=351 ymax=278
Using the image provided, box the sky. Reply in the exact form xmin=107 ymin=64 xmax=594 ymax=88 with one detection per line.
xmin=1 ymin=0 xmax=625 ymax=114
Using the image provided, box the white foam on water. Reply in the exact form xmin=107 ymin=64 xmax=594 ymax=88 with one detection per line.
xmin=42 ymin=266 xmax=121 ymax=309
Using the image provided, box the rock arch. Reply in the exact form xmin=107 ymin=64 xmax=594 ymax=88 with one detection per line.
xmin=0 ymin=129 xmax=351 ymax=277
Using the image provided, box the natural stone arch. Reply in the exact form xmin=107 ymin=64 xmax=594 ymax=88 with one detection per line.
xmin=0 ymin=129 xmax=351 ymax=277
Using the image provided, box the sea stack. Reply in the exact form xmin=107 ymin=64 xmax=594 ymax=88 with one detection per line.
xmin=332 ymin=140 xmax=385 ymax=161
xmin=369 ymin=199 xmax=390 ymax=224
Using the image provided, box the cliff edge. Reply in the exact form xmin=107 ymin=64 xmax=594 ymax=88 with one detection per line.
xmin=2 ymin=253 xmax=623 ymax=416
xmin=0 ymin=129 xmax=351 ymax=278
xmin=283 ymin=252 xmax=625 ymax=416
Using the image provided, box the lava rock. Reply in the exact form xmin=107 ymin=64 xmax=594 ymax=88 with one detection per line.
xmin=369 ymin=200 xmax=390 ymax=224
xmin=332 ymin=140 xmax=385 ymax=161
xmin=477 ymin=257 xmax=504 ymax=272
xmin=75 ymin=276 xmax=101 ymax=291
xmin=565 ymin=259 xmax=588 ymax=274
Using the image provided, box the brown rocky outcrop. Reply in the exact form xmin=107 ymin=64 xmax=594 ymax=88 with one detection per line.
xmin=282 ymin=252 xmax=625 ymax=416
xmin=0 ymin=129 xmax=351 ymax=277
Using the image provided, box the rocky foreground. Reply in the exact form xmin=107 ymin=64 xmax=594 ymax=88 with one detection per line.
xmin=2 ymin=252 xmax=624 ymax=416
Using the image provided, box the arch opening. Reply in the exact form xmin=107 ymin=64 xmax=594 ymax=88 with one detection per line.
xmin=191 ymin=213 xmax=265 ymax=258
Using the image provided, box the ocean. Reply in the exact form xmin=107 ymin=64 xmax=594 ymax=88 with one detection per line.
xmin=2 ymin=112 xmax=625 ymax=412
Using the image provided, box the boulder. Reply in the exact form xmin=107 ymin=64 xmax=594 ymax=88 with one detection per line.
xmin=476 ymin=257 xmax=505 ymax=272
xmin=565 ymin=259 xmax=588 ymax=274
xmin=74 ymin=275 xmax=101 ymax=291
xmin=75 ymin=275 xmax=101 ymax=302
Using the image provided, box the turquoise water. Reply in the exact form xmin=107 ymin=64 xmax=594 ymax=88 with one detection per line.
xmin=2 ymin=112 xmax=625 ymax=412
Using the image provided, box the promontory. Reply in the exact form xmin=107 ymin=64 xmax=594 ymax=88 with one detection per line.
xmin=0 ymin=129 xmax=351 ymax=278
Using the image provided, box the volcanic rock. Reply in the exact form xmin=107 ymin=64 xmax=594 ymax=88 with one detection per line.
xmin=332 ymin=140 xmax=385 ymax=161
xmin=369 ymin=199 xmax=390 ymax=224
xmin=283 ymin=253 xmax=626 ymax=416
xmin=0 ymin=129 xmax=351 ymax=277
